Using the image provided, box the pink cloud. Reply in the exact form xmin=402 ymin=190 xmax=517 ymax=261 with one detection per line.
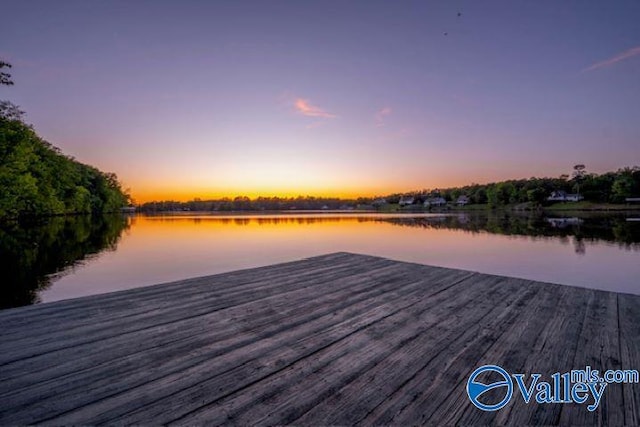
xmin=375 ymin=107 xmax=392 ymax=127
xmin=584 ymin=45 xmax=640 ymax=72
xmin=294 ymin=98 xmax=337 ymax=118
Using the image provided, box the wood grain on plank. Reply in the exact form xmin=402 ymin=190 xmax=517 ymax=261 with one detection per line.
xmin=0 ymin=252 xmax=637 ymax=426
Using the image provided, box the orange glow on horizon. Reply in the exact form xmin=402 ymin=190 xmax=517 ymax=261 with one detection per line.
xmin=117 ymin=138 xmax=584 ymax=204
xmin=128 ymin=174 xmax=512 ymax=203
xmin=121 ymin=153 xmax=576 ymax=203
xmin=131 ymin=187 xmax=390 ymax=203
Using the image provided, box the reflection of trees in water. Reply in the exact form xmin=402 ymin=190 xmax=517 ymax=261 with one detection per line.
xmin=0 ymin=215 xmax=130 ymax=309
xmin=145 ymin=214 xmax=640 ymax=253
xmin=573 ymin=237 xmax=586 ymax=255
xmin=381 ymin=213 xmax=640 ymax=253
xmin=144 ymin=215 xmax=383 ymax=226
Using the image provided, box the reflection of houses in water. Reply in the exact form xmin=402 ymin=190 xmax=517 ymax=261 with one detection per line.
xmin=456 ymin=214 xmax=470 ymax=224
xmin=545 ymin=217 xmax=584 ymax=228
xmin=381 ymin=213 xmax=640 ymax=251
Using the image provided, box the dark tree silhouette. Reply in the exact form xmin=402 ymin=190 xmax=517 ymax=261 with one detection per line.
xmin=0 ymin=100 xmax=24 ymax=120
xmin=0 ymin=60 xmax=22 ymax=120
xmin=0 ymin=60 xmax=13 ymax=86
xmin=572 ymin=164 xmax=587 ymax=196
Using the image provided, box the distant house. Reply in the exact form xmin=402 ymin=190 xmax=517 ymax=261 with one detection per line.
xmin=424 ymin=197 xmax=447 ymax=207
xmin=120 ymin=206 xmax=136 ymax=213
xmin=456 ymin=195 xmax=470 ymax=206
xmin=547 ymin=191 xmax=583 ymax=202
xmin=398 ymin=196 xmax=415 ymax=206
xmin=626 ymin=198 xmax=640 ymax=203
xmin=372 ymin=198 xmax=387 ymax=207
xmin=547 ymin=191 xmax=565 ymax=201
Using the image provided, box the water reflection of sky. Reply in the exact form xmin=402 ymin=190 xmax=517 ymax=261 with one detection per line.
xmin=39 ymin=213 xmax=640 ymax=303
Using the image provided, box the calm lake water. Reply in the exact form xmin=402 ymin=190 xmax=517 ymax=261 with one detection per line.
xmin=2 ymin=211 xmax=640 ymax=309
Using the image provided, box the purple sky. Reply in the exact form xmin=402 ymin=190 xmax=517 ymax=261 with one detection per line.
xmin=2 ymin=0 xmax=639 ymax=201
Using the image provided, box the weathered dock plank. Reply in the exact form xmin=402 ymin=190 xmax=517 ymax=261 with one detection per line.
xmin=0 ymin=252 xmax=639 ymax=425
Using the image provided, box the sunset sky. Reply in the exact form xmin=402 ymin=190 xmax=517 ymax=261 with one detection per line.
xmin=2 ymin=0 xmax=639 ymax=202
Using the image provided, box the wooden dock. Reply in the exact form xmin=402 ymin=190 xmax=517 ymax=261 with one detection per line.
xmin=1 ymin=252 xmax=639 ymax=425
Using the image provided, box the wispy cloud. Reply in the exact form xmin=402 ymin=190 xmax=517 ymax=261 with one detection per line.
xmin=584 ymin=45 xmax=640 ymax=72
xmin=294 ymin=98 xmax=337 ymax=118
xmin=375 ymin=107 xmax=392 ymax=127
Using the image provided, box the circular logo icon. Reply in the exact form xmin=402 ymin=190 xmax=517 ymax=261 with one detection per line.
xmin=466 ymin=365 xmax=513 ymax=411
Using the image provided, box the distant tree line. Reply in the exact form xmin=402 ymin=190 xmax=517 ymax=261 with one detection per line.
xmin=0 ymin=59 xmax=130 ymax=221
xmin=388 ymin=165 xmax=640 ymax=208
xmin=138 ymin=165 xmax=640 ymax=213
xmin=139 ymin=196 xmax=371 ymax=212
